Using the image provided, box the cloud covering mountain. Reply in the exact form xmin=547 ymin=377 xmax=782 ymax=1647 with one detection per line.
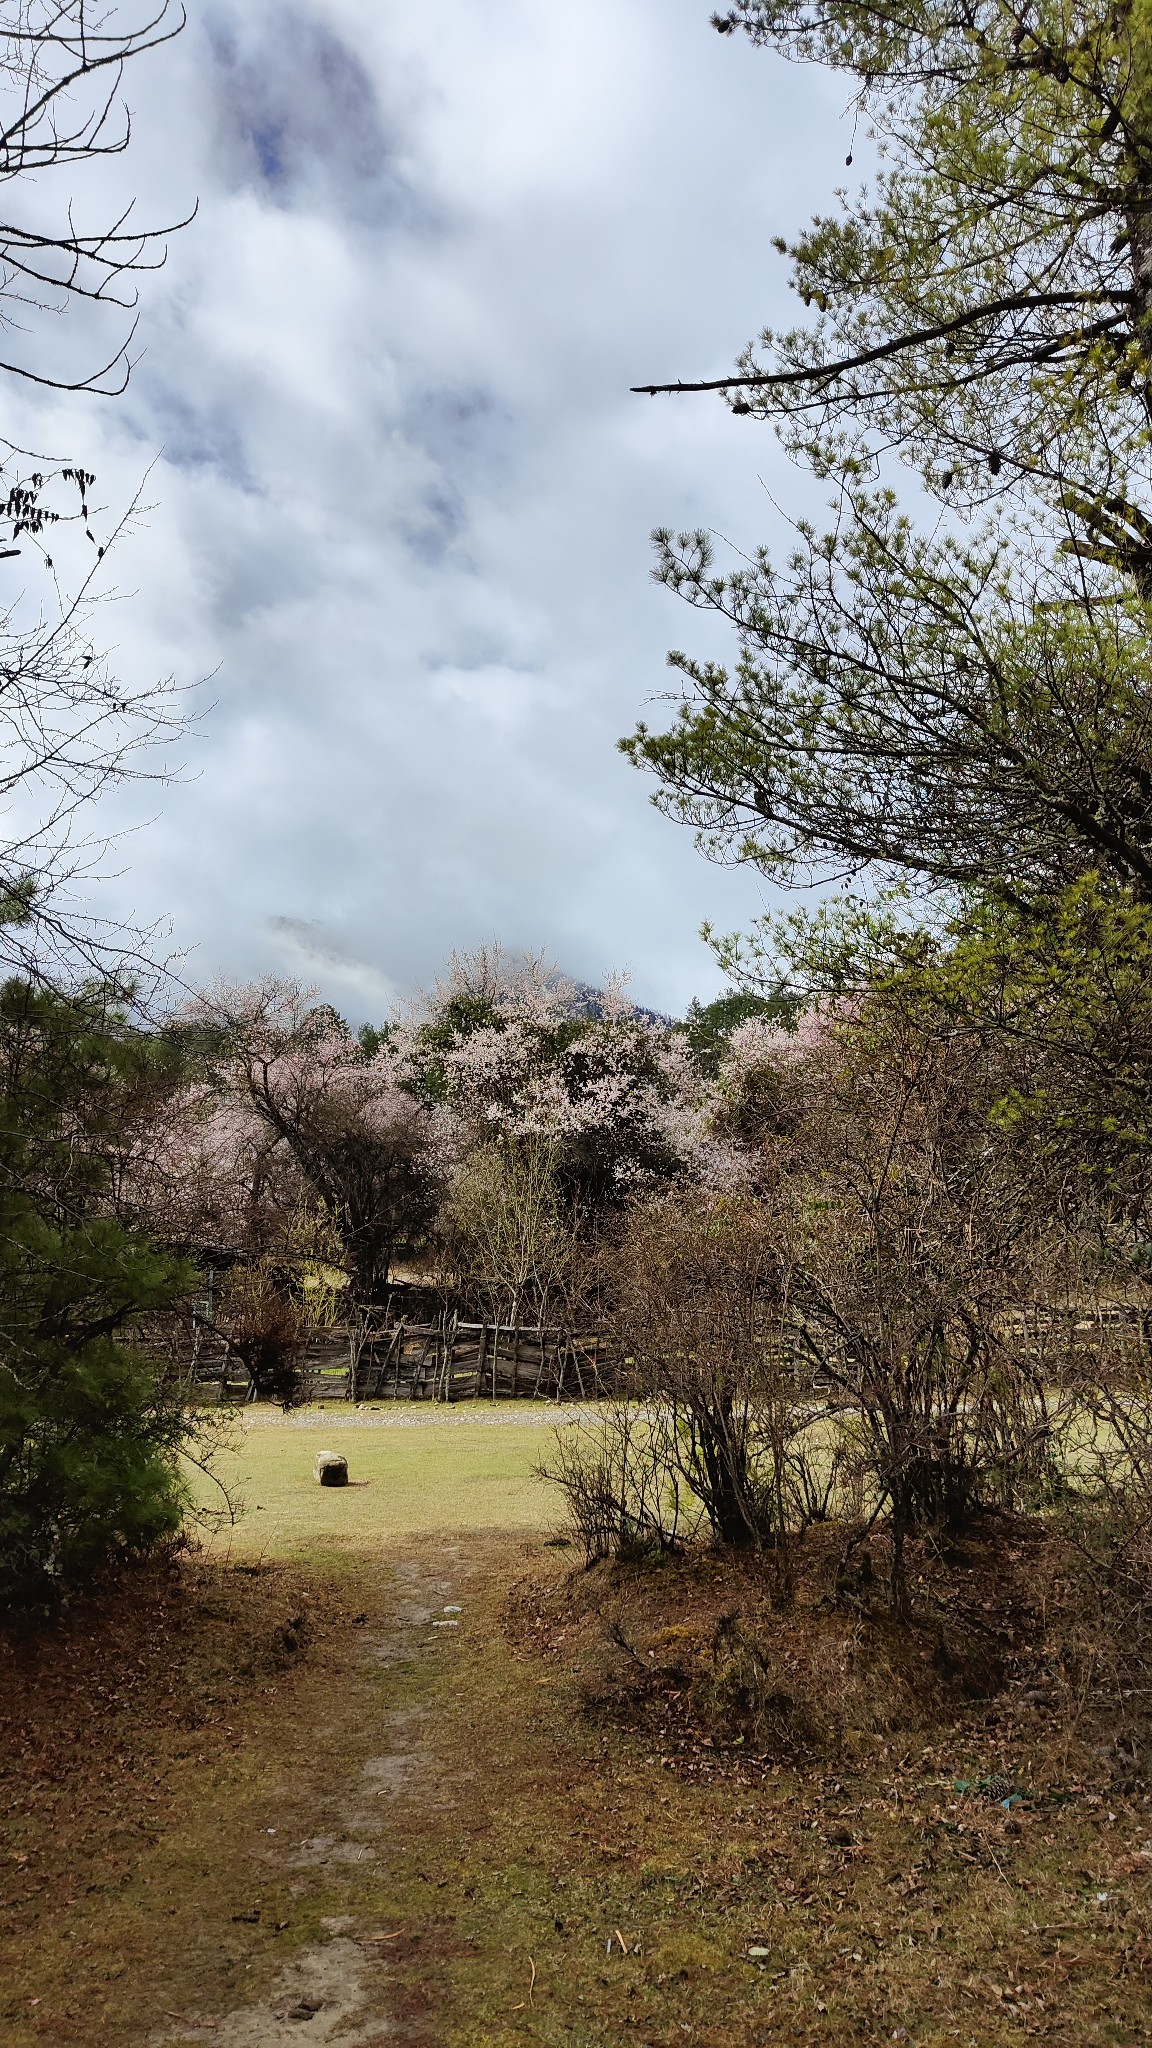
xmin=2 ymin=0 xmax=846 ymax=1020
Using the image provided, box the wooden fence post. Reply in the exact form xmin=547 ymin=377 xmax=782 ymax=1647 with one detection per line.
xmin=276 ymin=1315 xmax=615 ymax=1407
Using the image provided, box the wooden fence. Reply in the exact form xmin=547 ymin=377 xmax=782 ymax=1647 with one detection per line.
xmin=191 ymin=1295 xmax=1151 ymax=1407
xmin=191 ymin=1318 xmax=617 ymax=1405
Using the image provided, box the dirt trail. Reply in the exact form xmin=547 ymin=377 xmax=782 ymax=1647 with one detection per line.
xmin=147 ymin=1549 xmax=477 ymax=2048
xmin=5 ymin=1526 xmax=577 ymax=2048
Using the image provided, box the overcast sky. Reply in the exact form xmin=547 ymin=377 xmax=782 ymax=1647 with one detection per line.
xmin=6 ymin=0 xmax=849 ymax=1021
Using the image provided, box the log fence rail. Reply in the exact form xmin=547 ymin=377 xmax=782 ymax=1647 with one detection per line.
xmin=190 ymin=1317 xmax=617 ymax=1405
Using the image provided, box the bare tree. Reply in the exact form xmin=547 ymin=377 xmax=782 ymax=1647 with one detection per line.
xmin=445 ymin=1133 xmax=580 ymax=1325
xmin=0 ymin=3 xmax=188 ymax=398
xmin=769 ymin=1007 xmax=1081 ymax=1613
xmin=0 ymin=486 xmax=192 ymax=980
xmin=0 ymin=2 xmax=190 ymax=555
xmin=605 ymin=1189 xmax=797 ymax=1553
xmin=0 ymin=2 xmax=191 ymax=978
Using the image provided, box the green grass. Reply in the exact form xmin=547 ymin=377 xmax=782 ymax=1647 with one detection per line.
xmin=183 ymin=1404 xmax=564 ymax=1558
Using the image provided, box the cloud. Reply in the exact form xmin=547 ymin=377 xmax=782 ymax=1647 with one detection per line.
xmin=0 ymin=0 xmax=848 ymax=1020
xmin=267 ymin=916 xmax=403 ymax=1016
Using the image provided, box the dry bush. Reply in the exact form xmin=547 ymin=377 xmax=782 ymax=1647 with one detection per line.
xmin=607 ymin=1190 xmax=802 ymax=1554
xmin=543 ymin=1402 xmax=696 ymax=1564
xmin=545 ymin=1191 xmax=821 ymax=1573
xmin=775 ymin=1012 xmax=1085 ymax=1611
xmin=216 ymin=1265 xmax=305 ymax=1407
xmin=548 ymin=1001 xmax=1134 ymax=1636
xmin=443 ymin=1133 xmax=586 ymax=1324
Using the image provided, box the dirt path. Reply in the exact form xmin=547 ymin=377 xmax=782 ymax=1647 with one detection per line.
xmin=137 ymin=1550 xmax=472 ymax=2048
xmin=3 ymin=1535 xmax=529 ymax=2048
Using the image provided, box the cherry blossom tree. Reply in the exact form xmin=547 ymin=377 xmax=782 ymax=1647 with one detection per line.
xmin=138 ymin=960 xmax=774 ymax=1332
xmin=169 ymin=981 xmax=452 ymax=1310
xmin=412 ymin=949 xmax=747 ymax=1213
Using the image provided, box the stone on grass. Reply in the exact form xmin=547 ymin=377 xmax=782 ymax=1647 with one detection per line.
xmin=313 ymin=1451 xmax=349 ymax=1487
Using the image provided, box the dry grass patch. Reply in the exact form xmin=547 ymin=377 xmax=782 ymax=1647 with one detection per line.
xmin=0 ymin=1553 xmax=397 ymax=2045
xmin=500 ymin=1518 xmax=1152 ymax=2043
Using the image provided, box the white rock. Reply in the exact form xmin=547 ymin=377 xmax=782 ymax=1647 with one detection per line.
xmin=313 ymin=1451 xmax=349 ymax=1487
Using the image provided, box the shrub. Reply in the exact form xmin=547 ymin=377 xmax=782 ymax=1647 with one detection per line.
xmin=605 ymin=1191 xmax=797 ymax=1554
xmin=218 ymin=1266 xmax=304 ymax=1406
xmin=543 ymin=1193 xmax=812 ymax=1575
xmin=0 ymin=981 xmax=194 ymax=1607
xmin=0 ymin=1325 xmax=187 ymax=1606
xmin=543 ymin=1402 xmax=695 ymax=1564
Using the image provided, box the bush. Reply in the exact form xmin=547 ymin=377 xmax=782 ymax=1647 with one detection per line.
xmin=544 ymin=1193 xmax=819 ymax=1577
xmin=543 ymin=1402 xmax=695 ymax=1564
xmin=604 ymin=1191 xmax=797 ymax=1554
xmin=0 ymin=1331 xmax=186 ymax=1606
xmin=218 ymin=1267 xmax=304 ymax=1406
xmin=0 ymin=981 xmax=194 ymax=1608
xmin=545 ymin=1011 xmax=1089 ymax=1620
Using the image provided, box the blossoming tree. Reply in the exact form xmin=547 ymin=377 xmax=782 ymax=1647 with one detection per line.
xmin=166 ymin=981 xmax=452 ymax=1311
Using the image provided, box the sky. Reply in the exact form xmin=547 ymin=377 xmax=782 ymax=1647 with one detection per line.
xmin=4 ymin=0 xmax=850 ymax=1022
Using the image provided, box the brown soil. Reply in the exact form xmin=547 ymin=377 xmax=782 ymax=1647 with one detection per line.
xmin=508 ymin=1516 xmax=1095 ymax=1771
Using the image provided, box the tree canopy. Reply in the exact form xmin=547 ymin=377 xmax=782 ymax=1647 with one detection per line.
xmin=621 ymin=0 xmax=1152 ymax=1226
xmin=642 ymin=0 xmax=1152 ymax=572
xmin=626 ymin=2 xmax=1152 ymax=931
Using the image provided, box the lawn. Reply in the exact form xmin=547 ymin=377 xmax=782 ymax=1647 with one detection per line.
xmin=183 ymin=1403 xmax=566 ymax=1557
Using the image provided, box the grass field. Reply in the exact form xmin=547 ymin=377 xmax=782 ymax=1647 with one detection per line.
xmin=183 ymin=1404 xmax=565 ymax=1557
